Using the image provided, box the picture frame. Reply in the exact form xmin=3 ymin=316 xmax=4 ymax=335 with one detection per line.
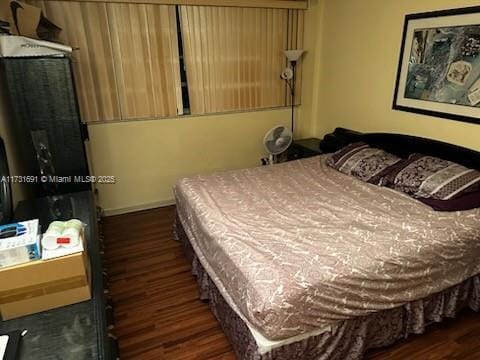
xmin=393 ymin=6 xmax=480 ymax=125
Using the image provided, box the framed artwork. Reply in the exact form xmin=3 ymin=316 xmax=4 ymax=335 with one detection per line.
xmin=393 ymin=6 xmax=480 ymax=125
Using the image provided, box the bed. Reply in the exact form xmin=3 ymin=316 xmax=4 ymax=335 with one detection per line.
xmin=173 ymin=128 xmax=480 ymax=360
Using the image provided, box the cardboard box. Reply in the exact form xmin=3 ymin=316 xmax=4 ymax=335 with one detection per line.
xmin=0 ymin=245 xmax=91 ymax=320
xmin=0 ymin=1 xmax=61 ymax=41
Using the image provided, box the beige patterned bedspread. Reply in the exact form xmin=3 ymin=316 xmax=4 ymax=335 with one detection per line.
xmin=174 ymin=155 xmax=480 ymax=341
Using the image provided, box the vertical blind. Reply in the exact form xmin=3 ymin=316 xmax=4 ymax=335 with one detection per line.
xmin=35 ymin=0 xmax=307 ymax=10
xmin=27 ymin=1 xmax=122 ymax=122
xmin=107 ymin=4 xmax=182 ymax=118
xmin=26 ymin=1 xmax=304 ymax=122
xmin=180 ymin=6 xmax=303 ymax=114
xmin=29 ymin=0 xmax=182 ymax=121
xmin=286 ymin=8 xmax=304 ymax=105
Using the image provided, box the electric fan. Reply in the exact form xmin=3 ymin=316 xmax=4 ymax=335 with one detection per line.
xmin=263 ymin=125 xmax=293 ymax=164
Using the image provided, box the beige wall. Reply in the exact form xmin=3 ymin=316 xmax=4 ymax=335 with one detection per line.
xmin=297 ymin=0 xmax=325 ymax=138
xmin=315 ymin=0 xmax=480 ymax=151
xmin=89 ymin=108 xmax=295 ymax=214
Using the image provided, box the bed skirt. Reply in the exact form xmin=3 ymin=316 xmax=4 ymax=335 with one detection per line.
xmin=174 ymin=216 xmax=480 ymax=360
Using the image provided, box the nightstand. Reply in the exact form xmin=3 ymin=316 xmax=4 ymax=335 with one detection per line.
xmin=286 ymin=138 xmax=322 ymax=161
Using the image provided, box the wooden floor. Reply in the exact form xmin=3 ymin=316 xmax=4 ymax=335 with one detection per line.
xmin=103 ymin=206 xmax=480 ymax=360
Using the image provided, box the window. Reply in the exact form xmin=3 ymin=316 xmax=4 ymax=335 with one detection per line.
xmin=180 ymin=6 xmax=303 ymax=114
xmin=27 ymin=0 xmax=304 ymax=122
xmin=107 ymin=4 xmax=183 ymax=119
xmin=176 ymin=5 xmax=191 ymax=115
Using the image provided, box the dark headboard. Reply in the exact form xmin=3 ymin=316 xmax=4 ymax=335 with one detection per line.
xmin=320 ymin=128 xmax=480 ymax=171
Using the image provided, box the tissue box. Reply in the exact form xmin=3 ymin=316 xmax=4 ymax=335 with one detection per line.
xmin=0 ymin=220 xmax=41 ymax=268
xmin=0 ymin=242 xmax=91 ymax=320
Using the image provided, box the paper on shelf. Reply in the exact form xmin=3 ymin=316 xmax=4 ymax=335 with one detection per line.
xmin=0 ymin=335 xmax=8 ymax=359
xmin=0 ymin=35 xmax=71 ymax=57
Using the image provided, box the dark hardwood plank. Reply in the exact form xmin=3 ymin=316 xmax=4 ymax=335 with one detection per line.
xmin=103 ymin=206 xmax=480 ymax=359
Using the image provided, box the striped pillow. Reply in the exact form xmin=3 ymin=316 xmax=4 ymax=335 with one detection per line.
xmin=326 ymin=142 xmax=402 ymax=184
xmin=384 ymin=154 xmax=480 ymax=200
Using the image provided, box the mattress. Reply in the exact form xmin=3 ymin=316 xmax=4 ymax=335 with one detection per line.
xmin=174 ymin=155 xmax=480 ymax=341
xmin=176 ymin=217 xmax=480 ymax=359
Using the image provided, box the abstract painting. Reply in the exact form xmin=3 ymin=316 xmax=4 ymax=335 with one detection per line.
xmin=393 ymin=6 xmax=480 ymax=124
